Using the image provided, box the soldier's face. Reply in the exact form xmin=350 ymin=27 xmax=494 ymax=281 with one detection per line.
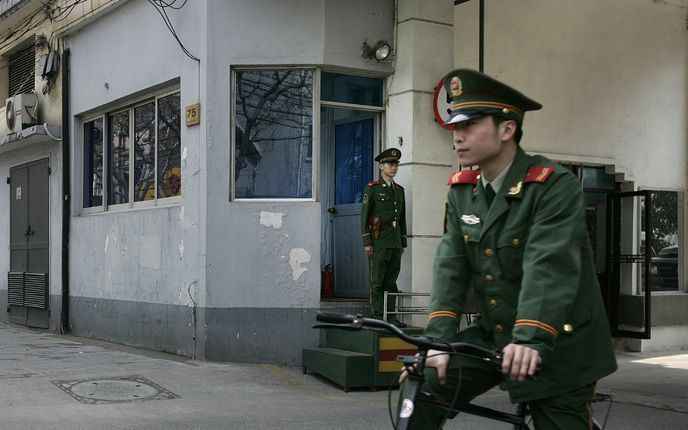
xmin=451 ymin=116 xmax=507 ymax=167
xmin=379 ymin=161 xmax=398 ymax=179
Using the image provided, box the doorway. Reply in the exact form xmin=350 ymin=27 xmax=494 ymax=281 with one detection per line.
xmin=8 ymin=158 xmax=50 ymax=328
xmin=319 ymin=72 xmax=384 ymax=299
xmin=321 ymin=108 xmax=379 ymax=298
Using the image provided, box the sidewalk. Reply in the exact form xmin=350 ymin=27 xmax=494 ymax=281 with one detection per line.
xmin=1 ymin=322 xmax=686 ymax=429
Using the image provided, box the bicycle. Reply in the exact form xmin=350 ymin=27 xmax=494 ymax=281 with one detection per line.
xmin=314 ymin=311 xmax=612 ymax=430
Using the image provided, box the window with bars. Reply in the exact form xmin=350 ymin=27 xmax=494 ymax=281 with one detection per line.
xmin=8 ymin=44 xmax=35 ymax=96
xmin=83 ymin=89 xmax=181 ymax=210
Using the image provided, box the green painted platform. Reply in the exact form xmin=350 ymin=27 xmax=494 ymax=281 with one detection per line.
xmin=304 ymin=326 xmax=424 ymax=391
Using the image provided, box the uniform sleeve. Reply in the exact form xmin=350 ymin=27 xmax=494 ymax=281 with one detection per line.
xmin=361 ymin=186 xmax=374 ymax=246
xmin=424 ymin=190 xmax=472 ymax=342
xmin=400 ymin=188 xmax=408 ymax=248
xmin=512 ymin=173 xmax=585 ymax=360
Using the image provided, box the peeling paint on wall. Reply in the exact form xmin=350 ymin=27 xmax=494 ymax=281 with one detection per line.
xmin=288 ymin=248 xmax=311 ymax=281
xmin=260 ymin=211 xmax=285 ymax=229
xmin=179 ymin=240 xmax=185 ymax=259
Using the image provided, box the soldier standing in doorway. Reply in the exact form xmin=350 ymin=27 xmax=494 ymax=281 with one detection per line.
xmin=361 ymin=148 xmax=408 ymax=328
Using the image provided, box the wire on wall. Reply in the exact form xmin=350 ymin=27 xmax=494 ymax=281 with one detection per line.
xmin=146 ymin=0 xmax=199 ymax=62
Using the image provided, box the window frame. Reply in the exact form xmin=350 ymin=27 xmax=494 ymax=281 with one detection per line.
xmin=230 ymin=66 xmax=318 ymax=202
xmin=637 ymin=187 xmax=685 ymax=295
xmin=80 ymin=86 xmax=181 ymax=214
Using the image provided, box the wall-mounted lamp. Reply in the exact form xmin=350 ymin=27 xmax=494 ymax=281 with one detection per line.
xmin=361 ymin=39 xmax=392 ymax=62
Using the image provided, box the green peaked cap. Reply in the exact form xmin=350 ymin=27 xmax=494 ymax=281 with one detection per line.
xmin=442 ymin=68 xmax=542 ymax=126
xmin=375 ymin=148 xmax=401 ymax=162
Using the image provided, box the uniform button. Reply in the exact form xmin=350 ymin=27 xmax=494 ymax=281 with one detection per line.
xmin=464 ymin=234 xmax=469 ymax=242
xmin=395 ymin=209 xmax=398 ymax=212
xmin=494 ymin=324 xmax=504 ymax=333
xmin=563 ymin=324 xmax=573 ymax=333
xmin=484 ymin=274 xmax=495 ymax=282
xmin=512 ymin=238 xmax=520 ymax=246
xmin=484 ymin=248 xmax=494 ymax=257
xmin=488 ymin=299 xmax=498 ymax=309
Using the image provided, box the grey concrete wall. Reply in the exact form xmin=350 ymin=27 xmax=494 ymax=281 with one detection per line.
xmin=66 ymin=0 xmax=205 ymax=352
xmin=202 ymin=0 xmax=393 ymax=362
xmin=0 ymin=289 xmax=6 ymax=322
xmin=62 ymin=0 xmax=394 ymax=363
xmin=69 ymin=295 xmax=196 ymax=357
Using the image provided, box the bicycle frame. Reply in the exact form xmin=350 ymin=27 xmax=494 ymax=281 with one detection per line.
xmin=314 ymin=312 xmax=529 ymax=430
xmin=396 ymin=351 xmax=529 ymax=430
xmin=314 ymin=312 xmax=609 ymax=430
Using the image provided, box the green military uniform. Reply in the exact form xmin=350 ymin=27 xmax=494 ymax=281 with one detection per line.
xmin=404 ymin=69 xmax=617 ymax=429
xmin=361 ymin=148 xmax=408 ymax=320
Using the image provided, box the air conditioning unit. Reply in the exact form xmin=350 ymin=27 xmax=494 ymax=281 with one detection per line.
xmin=0 ymin=105 xmax=7 ymax=140
xmin=5 ymin=93 xmax=38 ymax=134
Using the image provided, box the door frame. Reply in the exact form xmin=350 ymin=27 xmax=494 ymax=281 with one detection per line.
xmin=320 ymin=103 xmax=383 ymax=297
xmin=606 ymin=190 xmax=651 ymax=339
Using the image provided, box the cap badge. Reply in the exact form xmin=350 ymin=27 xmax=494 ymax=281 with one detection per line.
xmin=392 ymin=150 xmax=397 ymax=156
xmin=450 ymin=76 xmax=463 ymax=97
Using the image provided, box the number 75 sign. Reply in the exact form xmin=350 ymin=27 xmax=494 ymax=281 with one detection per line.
xmin=185 ymin=103 xmax=201 ymax=126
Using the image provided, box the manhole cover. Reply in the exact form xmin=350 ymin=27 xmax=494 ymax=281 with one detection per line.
xmin=52 ymin=375 xmax=180 ymax=404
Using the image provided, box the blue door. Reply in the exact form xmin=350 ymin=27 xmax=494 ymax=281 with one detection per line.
xmin=321 ymin=108 xmax=377 ymax=298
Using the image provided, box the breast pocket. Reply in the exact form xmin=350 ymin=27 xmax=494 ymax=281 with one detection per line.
xmin=496 ymin=227 xmax=528 ymax=280
xmin=375 ymin=194 xmax=392 ymax=210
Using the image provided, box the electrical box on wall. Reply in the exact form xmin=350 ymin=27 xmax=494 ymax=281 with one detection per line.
xmin=5 ymin=93 xmax=38 ymax=134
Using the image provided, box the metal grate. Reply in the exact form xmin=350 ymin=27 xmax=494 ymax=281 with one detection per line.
xmin=6 ymin=271 xmax=48 ymax=309
xmin=23 ymin=272 xmax=48 ymax=309
xmin=7 ymin=272 xmax=24 ymax=306
xmin=8 ymin=44 xmax=35 ymax=97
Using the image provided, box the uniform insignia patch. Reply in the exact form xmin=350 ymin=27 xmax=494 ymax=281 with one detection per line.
xmin=507 ymin=181 xmax=522 ymax=196
xmin=447 ymin=170 xmax=480 ymax=185
xmin=362 ymin=194 xmax=368 ymax=204
xmin=460 ymin=214 xmax=481 ymax=225
xmin=524 ymin=166 xmax=554 ymax=183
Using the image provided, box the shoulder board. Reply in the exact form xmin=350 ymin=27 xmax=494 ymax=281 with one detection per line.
xmin=447 ymin=170 xmax=480 ymax=186
xmin=367 ymin=180 xmax=381 ymax=186
xmin=394 ymin=183 xmax=404 ymax=190
xmin=524 ymin=166 xmax=555 ymax=184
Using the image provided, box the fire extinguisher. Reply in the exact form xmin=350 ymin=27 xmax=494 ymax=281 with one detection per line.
xmin=321 ymin=264 xmax=334 ymax=298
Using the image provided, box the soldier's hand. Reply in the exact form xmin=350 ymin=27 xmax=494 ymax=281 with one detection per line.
xmin=399 ymin=350 xmax=449 ymax=384
xmin=364 ymin=245 xmax=374 ymax=256
xmin=501 ymin=343 xmax=541 ymax=382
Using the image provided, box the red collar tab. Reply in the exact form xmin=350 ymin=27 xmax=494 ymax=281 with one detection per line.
xmin=367 ymin=180 xmax=381 ymax=186
xmin=524 ymin=166 xmax=554 ymax=183
xmin=447 ymin=170 xmax=480 ymax=186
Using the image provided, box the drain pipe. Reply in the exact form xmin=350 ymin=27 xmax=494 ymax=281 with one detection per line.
xmin=60 ymin=48 xmax=70 ymax=334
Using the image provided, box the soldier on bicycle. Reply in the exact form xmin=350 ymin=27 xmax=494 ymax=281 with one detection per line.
xmin=400 ymin=68 xmax=617 ymax=429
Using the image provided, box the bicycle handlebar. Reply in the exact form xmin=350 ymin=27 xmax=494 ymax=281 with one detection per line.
xmin=315 ymin=311 xmax=503 ymax=366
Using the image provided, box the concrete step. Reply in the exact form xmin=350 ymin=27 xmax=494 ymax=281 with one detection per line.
xmin=302 ymin=347 xmax=373 ymax=391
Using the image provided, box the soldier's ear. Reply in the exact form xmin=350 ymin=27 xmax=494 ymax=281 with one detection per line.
xmin=499 ymin=119 xmax=517 ymax=143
